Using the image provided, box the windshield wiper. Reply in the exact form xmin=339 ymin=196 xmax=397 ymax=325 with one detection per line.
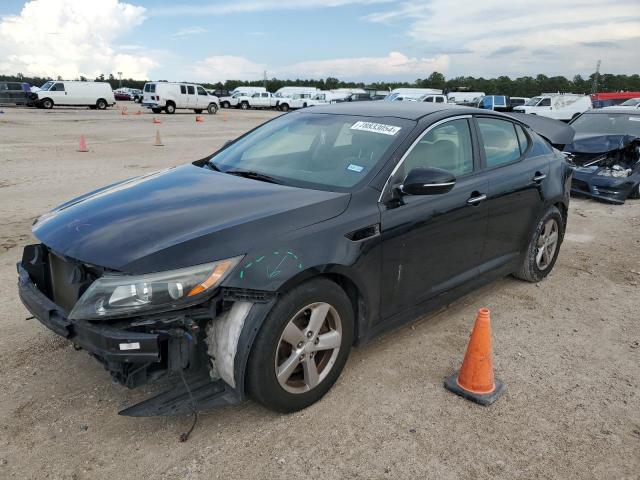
xmin=225 ymin=169 xmax=282 ymax=184
xmin=205 ymin=161 xmax=221 ymax=172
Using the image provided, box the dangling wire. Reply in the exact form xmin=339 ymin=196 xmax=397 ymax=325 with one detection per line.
xmin=179 ymin=368 xmax=198 ymax=442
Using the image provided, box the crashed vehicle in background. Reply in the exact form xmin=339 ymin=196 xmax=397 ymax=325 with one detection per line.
xmin=18 ymin=103 xmax=574 ymax=417
xmin=565 ymin=108 xmax=640 ymax=204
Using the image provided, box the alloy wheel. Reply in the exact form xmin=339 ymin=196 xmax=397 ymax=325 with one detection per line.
xmin=274 ymin=302 xmax=342 ymax=394
xmin=536 ymin=218 xmax=559 ymax=270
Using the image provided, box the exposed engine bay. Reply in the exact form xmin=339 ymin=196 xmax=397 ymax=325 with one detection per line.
xmin=566 ymin=134 xmax=640 ymax=204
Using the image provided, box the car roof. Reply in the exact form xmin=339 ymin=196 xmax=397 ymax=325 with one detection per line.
xmin=306 ymin=101 xmax=477 ymax=120
xmin=583 ymin=108 xmax=640 ymax=115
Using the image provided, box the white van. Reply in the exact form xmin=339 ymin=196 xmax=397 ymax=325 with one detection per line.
xmin=142 ymin=82 xmax=219 ymax=114
xmin=513 ymin=94 xmax=592 ymax=121
xmin=34 ymin=81 xmax=115 ymax=110
xmin=446 ymin=92 xmax=485 ymax=104
xmin=385 ymin=88 xmax=443 ymax=102
xmin=419 ymin=93 xmax=448 ymax=103
xmin=274 ymin=87 xmax=319 ymax=99
xmin=306 ymin=91 xmax=351 ymax=106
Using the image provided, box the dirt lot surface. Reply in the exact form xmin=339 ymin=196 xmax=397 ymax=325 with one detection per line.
xmin=0 ymin=104 xmax=638 ymax=480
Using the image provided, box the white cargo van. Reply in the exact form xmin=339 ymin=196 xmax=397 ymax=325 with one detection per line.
xmin=384 ymin=88 xmax=443 ymax=102
xmin=33 ymin=81 xmax=115 ymax=110
xmin=306 ymin=91 xmax=351 ymax=106
xmin=513 ymin=93 xmax=592 ymax=121
xmin=142 ymin=82 xmax=219 ymax=114
xmin=446 ymin=91 xmax=485 ymax=104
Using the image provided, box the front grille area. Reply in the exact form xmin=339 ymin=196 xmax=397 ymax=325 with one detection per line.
xmin=21 ymin=244 xmax=102 ymax=313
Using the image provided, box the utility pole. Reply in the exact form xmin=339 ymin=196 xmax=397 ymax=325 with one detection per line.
xmin=118 ymin=71 xmax=123 ymax=89
xmin=591 ymin=60 xmax=601 ymax=94
xmin=263 ymin=70 xmax=267 ymax=90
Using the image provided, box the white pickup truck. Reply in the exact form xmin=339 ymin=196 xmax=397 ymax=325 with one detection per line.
xmin=235 ymin=92 xmax=278 ymax=110
xmin=513 ymin=94 xmax=592 ymax=121
xmin=277 ymin=93 xmax=317 ymax=111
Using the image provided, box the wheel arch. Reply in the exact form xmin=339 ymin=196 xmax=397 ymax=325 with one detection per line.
xmin=232 ymin=264 xmax=369 ymax=400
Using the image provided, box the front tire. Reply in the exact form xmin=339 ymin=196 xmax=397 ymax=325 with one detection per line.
xmin=207 ymin=103 xmax=218 ymax=114
xmin=41 ymin=98 xmax=53 ymax=109
xmin=514 ymin=206 xmax=564 ymax=282
xmin=247 ymin=278 xmax=354 ymax=412
xmin=221 ymin=101 xmax=230 ymax=108
xmin=240 ymin=101 xmax=249 ymax=110
xmin=280 ymin=103 xmax=289 ymax=112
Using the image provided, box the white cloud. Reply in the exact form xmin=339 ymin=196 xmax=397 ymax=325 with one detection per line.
xmin=193 ymin=55 xmax=267 ymax=82
xmin=0 ymin=0 xmax=157 ymax=79
xmin=171 ymin=26 xmax=208 ymax=37
xmin=363 ymin=0 xmax=640 ymax=77
xmin=191 ymin=51 xmax=448 ymax=82
xmin=277 ymin=52 xmax=449 ymax=79
xmin=152 ymin=0 xmax=393 ymax=16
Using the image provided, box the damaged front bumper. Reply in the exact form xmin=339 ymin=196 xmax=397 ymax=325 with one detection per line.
xmin=17 ymin=253 xmax=276 ymax=416
xmin=571 ymin=167 xmax=637 ymax=204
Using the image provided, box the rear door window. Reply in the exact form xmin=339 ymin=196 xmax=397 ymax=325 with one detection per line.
xmin=180 ymin=85 xmax=186 ymax=94
xmin=476 ymin=118 xmax=522 ymax=168
xmin=144 ymin=83 xmax=155 ymax=93
xmin=187 ymin=86 xmax=195 ymax=95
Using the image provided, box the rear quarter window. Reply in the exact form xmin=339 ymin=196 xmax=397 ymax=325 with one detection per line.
xmin=477 ymin=118 xmax=521 ymax=167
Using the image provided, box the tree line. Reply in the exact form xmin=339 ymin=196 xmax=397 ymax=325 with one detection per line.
xmin=2 ymin=71 xmax=640 ymax=98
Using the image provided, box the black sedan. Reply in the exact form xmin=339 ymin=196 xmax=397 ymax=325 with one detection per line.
xmin=566 ymin=108 xmax=640 ymax=204
xmin=18 ymin=103 xmax=573 ymax=415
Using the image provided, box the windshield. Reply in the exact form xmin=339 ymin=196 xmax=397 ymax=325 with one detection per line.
xmin=570 ymin=112 xmax=640 ymax=136
xmin=620 ymin=98 xmax=640 ymax=107
xmin=525 ymin=97 xmax=542 ymax=106
xmin=208 ymin=112 xmax=412 ymax=191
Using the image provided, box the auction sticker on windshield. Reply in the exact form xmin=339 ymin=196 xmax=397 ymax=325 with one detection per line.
xmin=350 ymin=121 xmax=401 ymax=136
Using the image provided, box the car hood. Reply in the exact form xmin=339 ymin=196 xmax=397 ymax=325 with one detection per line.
xmin=564 ymin=133 xmax=639 ymax=154
xmin=33 ymin=164 xmax=350 ymax=274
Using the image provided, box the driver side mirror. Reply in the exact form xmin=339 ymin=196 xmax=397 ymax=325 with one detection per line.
xmin=400 ymin=167 xmax=456 ymax=196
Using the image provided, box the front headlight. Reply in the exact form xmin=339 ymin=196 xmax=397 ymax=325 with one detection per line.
xmin=69 ymin=256 xmax=243 ymax=320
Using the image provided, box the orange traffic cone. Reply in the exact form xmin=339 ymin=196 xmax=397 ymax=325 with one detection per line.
xmin=195 ymin=115 xmax=204 ymax=123
xmin=222 ymin=112 xmax=228 ymax=122
xmin=154 ymin=129 xmax=163 ymax=146
xmin=77 ymin=134 xmax=88 ymax=152
xmin=153 ymin=117 xmax=161 ymax=124
xmin=444 ymin=307 xmax=505 ymax=405
xmin=134 ymin=110 xmax=142 ymax=115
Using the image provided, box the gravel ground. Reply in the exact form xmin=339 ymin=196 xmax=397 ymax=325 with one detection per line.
xmin=0 ymin=104 xmax=638 ymax=480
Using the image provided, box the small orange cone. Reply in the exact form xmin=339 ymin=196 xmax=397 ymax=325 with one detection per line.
xmin=195 ymin=115 xmax=204 ymax=123
xmin=153 ymin=117 xmax=161 ymax=124
xmin=77 ymin=134 xmax=88 ymax=152
xmin=444 ymin=307 xmax=505 ymax=405
xmin=222 ymin=112 xmax=228 ymax=122
xmin=154 ymin=129 xmax=163 ymax=146
xmin=134 ymin=110 xmax=142 ymax=115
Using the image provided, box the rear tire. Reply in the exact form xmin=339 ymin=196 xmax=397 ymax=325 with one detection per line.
xmin=41 ymin=98 xmax=53 ymax=109
xmin=207 ymin=103 xmax=218 ymax=114
xmin=247 ymin=278 xmax=354 ymax=412
xmin=240 ymin=101 xmax=249 ymax=110
xmin=165 ymin=102 xmax=176 ymax=114
xmin=96 ymin=99 xmax=107 ymax=110
xmin=514 ymin=206 xmax=564 ymax=283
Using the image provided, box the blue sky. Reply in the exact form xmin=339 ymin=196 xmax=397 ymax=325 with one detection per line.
xmin=1 ymin=0 xmax=638 ymax=83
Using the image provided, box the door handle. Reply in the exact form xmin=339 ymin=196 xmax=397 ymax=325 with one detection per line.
xmin=533 ymin=172 xmax=547 ymax=182
xmin=467 ymin=193 xmax=487 ymax=205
